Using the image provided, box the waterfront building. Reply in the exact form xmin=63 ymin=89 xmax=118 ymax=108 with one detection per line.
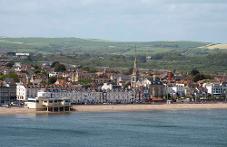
xmin=27 ymin=88 xmax=144 ymax=105
xmin=149 ymin=78 xmax=165 ymax=99
xmin=71 ymin=91 xmax=98 ymax=104
xmin=0 ymin=82 xmax=16 ymax=104
xmin=203 ymin=83 xmax=224 ymax=95
xmin=25 ymin=91 xmax=71 ymax=112
xmin=16 ymin=83 xmax=41 ymax=101
xmin=141 ymin=78 xmax=151 ymax=88
xmin=166 ymin=83 xmax=187 ymax=97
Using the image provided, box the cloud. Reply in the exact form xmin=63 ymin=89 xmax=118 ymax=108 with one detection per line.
xmin=0 ymin=0 xmax=227 ymax=42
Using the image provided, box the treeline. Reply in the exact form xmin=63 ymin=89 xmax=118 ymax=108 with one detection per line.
xmin=37 ymin=52 xmax=227 ymax=73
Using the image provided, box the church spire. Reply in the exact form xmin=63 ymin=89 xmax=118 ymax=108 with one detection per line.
xmin=132 ymin=56 xmax=137 ymax=75
xmin=132 ymin=45 xmax=138 ymax=76
xmin=131 ymin=45 xmax=139 ymax=88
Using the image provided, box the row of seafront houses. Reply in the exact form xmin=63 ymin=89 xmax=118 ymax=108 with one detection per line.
xmin=18 ymin=83 xmax=148 ymax=112
xmin=0 ymin=80 xmax=227 ymax=111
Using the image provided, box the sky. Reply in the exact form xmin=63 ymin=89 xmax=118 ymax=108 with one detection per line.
xmin=0 ymin=0 xmax=227 ymax=42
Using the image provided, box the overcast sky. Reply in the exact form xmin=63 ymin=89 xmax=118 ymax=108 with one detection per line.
xmin=0 ymin=0 xmax=226 ymax=42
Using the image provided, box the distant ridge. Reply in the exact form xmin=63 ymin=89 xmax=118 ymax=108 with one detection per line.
xmin=205 ymin=43 xmax=227 ymax=50
xmin=0 ymin=37 xmax=227 ymax=73
xmin=0 ymin=37 xmax=211 ymax=55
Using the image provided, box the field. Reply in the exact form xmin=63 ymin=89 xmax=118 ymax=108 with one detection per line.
xmin=1 ymin=37 xmax=227 ymax=73
xmin=0 ymin=37 xmax=208 ymax=55
xmin=207 ymin=44 xmax=227 ymax=50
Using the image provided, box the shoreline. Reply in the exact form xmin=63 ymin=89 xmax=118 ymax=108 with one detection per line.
xmin=1 ymin=103 xmax=227 ymax=115
xmin=73 ymin=103 xmax=227 ymax=112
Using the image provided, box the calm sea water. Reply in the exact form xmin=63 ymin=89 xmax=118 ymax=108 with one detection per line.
xmin=0 ymin=110 xmax=227 ymax=147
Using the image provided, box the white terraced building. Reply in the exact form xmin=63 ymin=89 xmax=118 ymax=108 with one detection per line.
xmin=16 ymin=83 xmax=40 ymax=101
xmin=36 ymin=89 xmax=144 ymax=104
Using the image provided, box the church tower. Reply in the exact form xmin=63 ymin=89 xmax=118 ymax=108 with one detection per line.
xmin=71 ymin=70 xmax=79 ymax=82
xmin=131 ymin=47 xmax=139 ymax=88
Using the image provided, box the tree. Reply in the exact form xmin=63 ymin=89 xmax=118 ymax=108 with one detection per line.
xmin=48 ymin=77 xmax=57 ymax=84
xmin=6 ymin=62 xmax=14 ymax=68
xmin=82 ymin=66 xmax=97 ymax=73
xmin=190 ymin=69 xmax=200 ymax=76
xmin=51 ymin=61 xmax=66 ymax=72
xmin=32 ymin=65 xmax=42 ymax=74
xmin=125 ymin=67 xmax=133 ymax=75
xmin=54 ymin=64 xmax=66 ymax=72
xmin=51 ymin=61 xmax=60 ymax=68
xmin=192 ymin=73 xmax=206 ymax=82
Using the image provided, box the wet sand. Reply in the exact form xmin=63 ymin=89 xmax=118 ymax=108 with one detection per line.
xmin=0 ymin=107 xmax=45 ymax=115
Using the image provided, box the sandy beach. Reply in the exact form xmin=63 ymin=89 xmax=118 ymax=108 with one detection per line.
xmin=1 ymin=103 xmax=227 ymax=115
xmin=73 ymin=103 xmax=227 ymax=112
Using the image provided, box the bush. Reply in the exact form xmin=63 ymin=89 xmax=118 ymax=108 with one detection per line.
xmin=0 ymin=73 xmax=19 ymax=82
xmin=79 ymin=79 xmax=92 ymax=86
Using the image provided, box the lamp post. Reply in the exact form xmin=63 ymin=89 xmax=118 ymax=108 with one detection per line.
xmin=224 ymin=89 xmax=227 ymax=103
xmin=165 ymin=84 xmax=170 ymax=104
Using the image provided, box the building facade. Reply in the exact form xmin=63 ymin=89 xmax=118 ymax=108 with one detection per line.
xmin=203 ymin=83 xmax=224 ymax=95
xmin=16 ymin=83 xmax=40 ymax=101
xmin=31 ymin=89 xmax=146 ymax=104
xmin=0 ymin=83 xmax=16 ymax=104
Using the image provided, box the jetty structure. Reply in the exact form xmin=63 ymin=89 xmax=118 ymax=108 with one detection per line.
xmin=24 ymin=90 xmax=71 ymax=112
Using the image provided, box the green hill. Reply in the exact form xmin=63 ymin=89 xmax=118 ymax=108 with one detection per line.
xmin=1 ymin=37 xmax=227 ymax=73
xmin=0 ymin=37 xmax=209 ymax=55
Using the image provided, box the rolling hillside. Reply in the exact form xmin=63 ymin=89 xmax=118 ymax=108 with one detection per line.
xmin=0 ymin=37 xmax=209 ymax=55
xmin=1 ymin=37 xmax=227 ymax=73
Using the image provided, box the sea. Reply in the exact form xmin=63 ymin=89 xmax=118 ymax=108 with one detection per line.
xmin=0 ymin=110 xmax=227 ymax=147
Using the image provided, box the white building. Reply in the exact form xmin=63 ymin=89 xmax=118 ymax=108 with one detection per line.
xmin=15 ymin=53 xmax=30 ymax=60
xmin=167 ymin=84 xmax=187 ymax=96
xmin=16 ymin=53 xmax=30 ymax=56
xmin=142 ymin=78 xmax=151 ymax=87
xmin=25 ymin=97 xmax=71 ymax=112
xmin=25 ymin=90 xmax=71 ymax=111
xmin=49 ymin=72 xmax=58 ymax=77
xmin=34 ymin=89 xmax=141 ymax=104
xmin=101 ymin=83 xmax=113 ymax=91
xmin=16 ymin=83 xmax=41 ymax=101
xmin=14 ymin=62 xmax=22 ymax=72
xmin=203 ymin=83 xmax=223 ymax=95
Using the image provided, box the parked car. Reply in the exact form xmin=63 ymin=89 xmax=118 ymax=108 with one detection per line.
xmin=1 ymin=104 xmax=10 ymax=108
